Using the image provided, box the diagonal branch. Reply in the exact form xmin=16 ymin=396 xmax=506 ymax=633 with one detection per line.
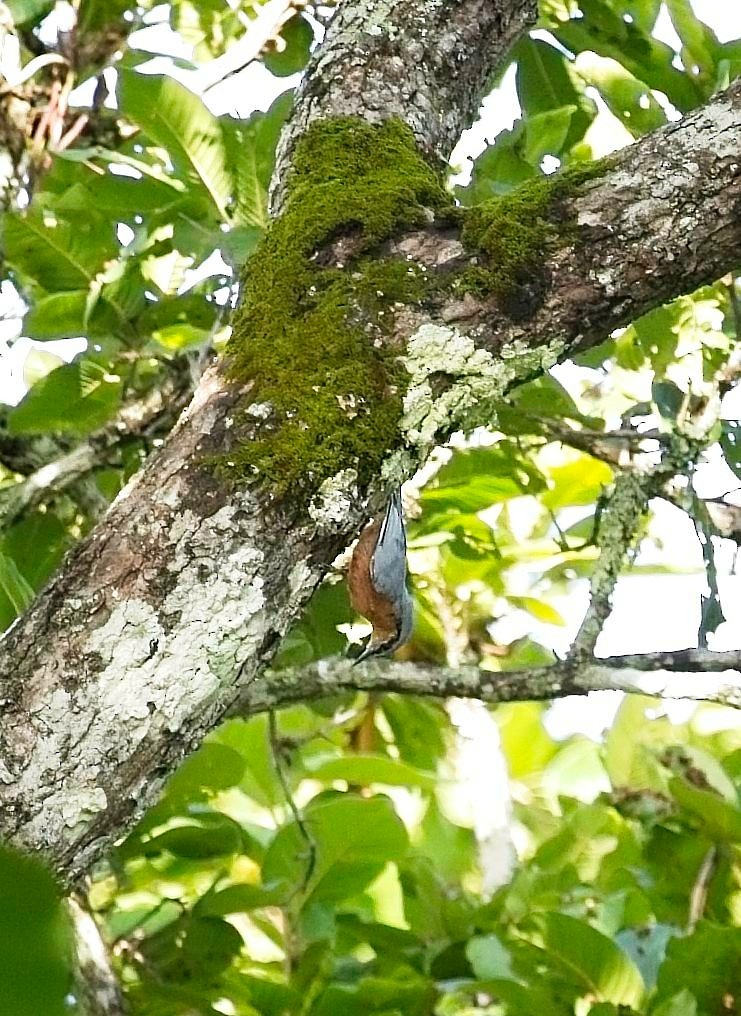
xmin=568 ymin=472 xmax=652 ymax=660
xmin=0 ymin=373 xmax=193 ymax=528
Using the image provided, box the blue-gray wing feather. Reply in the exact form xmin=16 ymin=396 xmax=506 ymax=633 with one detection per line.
xmin=371 ymin=491 xmax=408 ymax=605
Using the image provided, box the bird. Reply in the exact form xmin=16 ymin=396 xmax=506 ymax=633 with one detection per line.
xmin=348 ymin=489 xmax=413 ymax=664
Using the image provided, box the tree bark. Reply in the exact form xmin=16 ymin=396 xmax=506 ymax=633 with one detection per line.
xmin=241 ymin=650 xmax=741 ymax=713
xmin=0 ymin=0 xmax=739 ymax=881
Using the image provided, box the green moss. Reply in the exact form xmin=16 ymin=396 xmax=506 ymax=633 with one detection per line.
xmin=460 ymin=159 xmax=611 ymax=299
xmin=221 ymin=115 xmax=611 ymax=499
xmin=223 ymin=116 xmax=452 ymax=498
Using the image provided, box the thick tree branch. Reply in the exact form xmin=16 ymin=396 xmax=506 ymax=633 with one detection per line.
xmin=0 ymin=0 xmax=739 ymax=882
xmin=272 ymin=0 xmax=538 ymax=208
xmin=241 ymin=650 xmax=741 ymax=713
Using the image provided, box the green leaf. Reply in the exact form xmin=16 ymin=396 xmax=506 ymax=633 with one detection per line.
xmin=262 ymin=794 xmax=409 ymax=907
xmin=523 ymin=106 xmax=579 ymax=166
xmin=56 ymin=146 xmax=188 ymax=193
xmin=0 ymin=552 xmax=34 ymax=615
xmin=2 ymin=512 xmax=70 ymax=594
xmin=77 ymin=0 xmax=129 ymax=34
xmin=219 ymin=223 xmax=263 ymax=270
xmin=542 ymin=738 xmax=611 ymax=802
xmin=509 ymin=595 xmax=566 ymax=625
xmin=118 ymin=69 xmax=232 ymax=220
xmin=653 ymin=989 xmax=698 ymax=1016
xmin=263 ymin=14 xmax=313 ymax=76
xmin=662 ymin=744 xmax=737 ymax=801
xmin=456 ymin=125 xmax=537 ymax=203
xmin=24 ymin=291 xmax=103 ymax=340
xmin=497 ymin=702 xmax=558 ymax=779
xmin=466 ymin=934 xmax=516 ymax=980
xmin=4 ymin=209 xmax=115 ymax=291
xmin=222 ymin=90 xmax=293 ymax=229
xmin=164 ymin=742 xmax=247 ymax=809
xmin=8 ymin=361 xmax=122 ymax=435
xmin=574 ymin=53 xmax=666 ymax=137
xmin=511 ymin=373 xmax=590 ymax=423
xmin=306 ymin=754 xmax=437 ymax=790
xmin=152 ymin=323 xmax=211 ymax=351
xmin=720 ymin=421 xmax=741 ymax=480
xmin=21 ymin=348 xmax=64 ymax=388
xmin=656 ymin=922 xmax=741 ymax=1011
xmin=380 ymin=695 xmax=447 ymax=770
xmin=666 ymin=0 xmax=722 ymax=89
xmin=422 ymin=445 xmax=545 ymax=515
xmin=0 ymin=845 xmax=71 ymax=1016
xmin=53 ymin=171 xmax=184 ymax=216
xmin=213 ymin=715 xmax=285 ymax=808
xmin=542 ymin=456 xmax=613 ymax=510
xmin=418 ymin=797 xmax=477 ymax=882
xmin=541 ymin=913 xmax=644 ymax=1006
xmin=4 ymin=0 xmax=52 ymax=24
xmin=632 ymin=302 xmax=681 ymax=374
xmin=668 ymin=777 xmax=741 ymax=843
xmin=604 ymin=0 xmax=661 ymax=33
xmin=652 ymin=380 xmax=685 ymax=421
xmin=553 ymin=0 xmax=703 ymax=112
xmin=310 ymin=968 xmax=435 ymax=1016
xmin=194 ymin=882 xmax=288 ymax=916
xmin=515 ymin=36 xmax=596 ymax=142
xmin=137 ymin=292 xmax=218 ymax=337
xmin=141 ymin=250 xmax=193 ymax=297
xmin=144 ymin=815 xmax=244 ymax=859
xmin=180 ymin=915 xmax=243 ymax=976
xmin=603 ymin=696 xmax=670 ymax=791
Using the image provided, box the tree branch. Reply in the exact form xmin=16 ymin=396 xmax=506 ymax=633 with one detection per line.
xmin=272 ymin=0 xmax=538 ymax=208
xmin=238 ymin=649 xmax=741 ymax=714
xmin=568 ymin=472 xmax=651 ymax=659
xmin=67 ymin=897 xmax=126 ymax=1016
xmin=0 ymin=372 xmax=193 ymax=527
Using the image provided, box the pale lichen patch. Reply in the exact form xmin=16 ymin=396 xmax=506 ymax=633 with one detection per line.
xmin=14 ymin=499 xmax=270 ymax=852
xmin=308 ymin=469 xmax=359 ymax=529
xmin=288 ymin=560 xmax=315 ymax=598
xmin=61 ymin=787 xmax=108 ymax=830
xmin=88 ymin=598 xmax=164 ymax=672
xmin=400 ymin=323 xmax=565 ymax=449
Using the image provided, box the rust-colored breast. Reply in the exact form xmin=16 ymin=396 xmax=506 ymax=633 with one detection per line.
xmin=348 ymin=516 xmax=398 ymax=640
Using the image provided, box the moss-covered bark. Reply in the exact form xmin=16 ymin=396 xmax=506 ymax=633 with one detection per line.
xmin=223 ymin=118 xmax=452 ymax=497
xmin=222 ymin=116 xmax=613 ymax=500
xmin=460 ymin=159 xmax=611 ymax=299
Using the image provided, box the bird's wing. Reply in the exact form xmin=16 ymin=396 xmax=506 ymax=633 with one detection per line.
xmin=371 ymin=490 xmax=407 ymax=605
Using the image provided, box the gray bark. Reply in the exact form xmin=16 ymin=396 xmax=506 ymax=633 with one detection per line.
xmin=272 ymin=0 xmax=538 ymax=209
xmin=68 ymin=897 xmax=126 ymax=1016
xmin=0 ymin=0 xmax=739 ymax=882
xmin=242 ymin=650 xmax=741 ymax=713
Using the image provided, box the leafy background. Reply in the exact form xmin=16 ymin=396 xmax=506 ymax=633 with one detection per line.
xmin=0 ymin=0 xmax=740 ymax=1014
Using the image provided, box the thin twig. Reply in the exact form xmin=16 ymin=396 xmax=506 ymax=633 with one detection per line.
xmin=268 ymin=709 xmax=316 ymax=892
xmin=687 ymin=846 xmax=717 ymax=932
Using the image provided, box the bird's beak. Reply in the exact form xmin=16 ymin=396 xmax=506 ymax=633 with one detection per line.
xmin=351 ymin=639 xmax=375 ymax=666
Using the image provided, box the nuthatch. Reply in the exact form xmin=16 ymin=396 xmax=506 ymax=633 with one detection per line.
xmin=348 ymin=490 xmax=413 ymax=663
